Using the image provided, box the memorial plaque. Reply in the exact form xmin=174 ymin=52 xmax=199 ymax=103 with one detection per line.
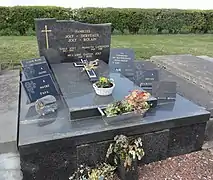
xmin=109 ymin=48 xmax=135 ymax=77
xmin=152 ymin=81 xmax=177 ymax=100
xmin=22 ymin=61 xmax=51 ymax=79
xmin=21 ymin=56 xmax=46 ymax=67
xmin=139 ymin=69 xmax=159 ymax=87
xmin=22 ymin=74 xmax=58 ymax=103
xmin=35 ymin=18 xmax=111 ymax=64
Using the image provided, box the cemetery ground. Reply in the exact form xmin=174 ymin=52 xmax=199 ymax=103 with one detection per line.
xmin=1 ymin=34 xmax=213 ymax=180
xmin=1 ymin=34 xmax=213 ymax=67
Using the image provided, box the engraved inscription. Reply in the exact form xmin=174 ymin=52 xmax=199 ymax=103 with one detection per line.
xmin=112 ymin=53 xmax=132 ymax=64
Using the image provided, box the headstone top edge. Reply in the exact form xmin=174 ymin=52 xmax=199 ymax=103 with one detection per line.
xmin=57 ymin=20 xmax=112 ymax=26
xmin=34 ymin=18 xmax=56 ymax=21
xmin=150 ymin=54 xmax=193 ymax=59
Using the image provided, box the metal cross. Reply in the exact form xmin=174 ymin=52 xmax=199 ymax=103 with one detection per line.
xmin=41 ymin=25 xmax=52 ymax=49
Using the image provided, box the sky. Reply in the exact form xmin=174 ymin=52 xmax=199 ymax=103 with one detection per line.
xmin=1 ymin=0 xmax=213 ymax=9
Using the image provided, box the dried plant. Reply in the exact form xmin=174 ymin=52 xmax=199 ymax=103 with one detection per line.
xmin=106 ymin=135 xmax=145 ymax=171
xmin=69 ymin=163 xmax=116 ymax=180
xmin=82 ymin=59 xmax=99 ymax=72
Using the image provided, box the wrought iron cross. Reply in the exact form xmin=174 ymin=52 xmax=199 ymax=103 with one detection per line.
xmin=41 ymin=25 xmax=52 ymax=49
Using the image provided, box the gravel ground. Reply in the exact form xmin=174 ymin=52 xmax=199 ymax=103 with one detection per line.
xmin=138 ymin=150 xmax=213 ymax=180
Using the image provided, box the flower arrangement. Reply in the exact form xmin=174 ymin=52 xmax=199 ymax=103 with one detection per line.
xmin=106 ymin=135 xmax=145 ymax=171
xmin=125 ymin=89 xmax=150 ymax=113
xmin=104 ymin=89 xmax=150 ymax=117
xmin=104 ymin=100 xmax=133 ymax=117
xmin=69 ymin=163 xmax=116 ymax=180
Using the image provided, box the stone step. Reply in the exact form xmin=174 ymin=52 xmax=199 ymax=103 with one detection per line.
xmin=0 ymin=70 xmax=20 ymax=154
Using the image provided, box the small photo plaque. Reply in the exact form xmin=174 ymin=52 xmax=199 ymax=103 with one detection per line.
xmin=22 ymin=74 xmax=58 ymax=103
xmin=152 ymin=81 xmax=177 ymax=100
xmin=139 ymin=69 xmax=159 ymax=87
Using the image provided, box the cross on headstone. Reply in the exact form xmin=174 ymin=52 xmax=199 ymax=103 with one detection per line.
xmin=41 ymin=25 xmax=52 ymax=49
xmin=73 ymin=59 xmax=99 ymax=82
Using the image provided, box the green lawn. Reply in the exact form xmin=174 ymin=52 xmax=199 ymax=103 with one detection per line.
xmin=1 ymin=34 xmax=213 ymax=67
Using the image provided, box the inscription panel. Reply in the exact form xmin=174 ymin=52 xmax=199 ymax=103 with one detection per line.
xmin=109 ymin=48 xmax=135 ymax=77
xmin=35 ymin=19 xmax=111 ymax=64
xmin=22 ymin=74 xmax=58 ymax=103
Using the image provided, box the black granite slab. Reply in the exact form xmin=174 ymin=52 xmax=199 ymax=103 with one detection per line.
xmin=35 ymin=18 xmax=111 ymax=64
xmin=51 ymin=60 xmax=157 ymax=120
xmin=18 ymin=85 xmax=209 ymax=148
xmin=150 ymin=55 xmax=213 ymax=116
xmin=18 ymin=60 xmax=211 ymax=180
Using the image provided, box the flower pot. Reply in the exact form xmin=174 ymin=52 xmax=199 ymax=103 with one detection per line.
xmin=93 ymin=82 xmax=115 ymax=96
xmin=117 ymin=159 xmax=138 ymax=180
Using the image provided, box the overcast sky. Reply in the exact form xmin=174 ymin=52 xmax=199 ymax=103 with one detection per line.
xmin=1 ymin=0 xmax=213 ymax=9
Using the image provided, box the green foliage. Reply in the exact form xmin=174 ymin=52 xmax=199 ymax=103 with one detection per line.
xmin=104 ymin=100 xmax=133 ymax=117
xmin=69 ymin=163 xmax=116 ymax=180
xmin=95 ymin=76 xmax=113 ymax=88
xmin=1 ymin=7 xmax=213 ymax=35
xmin=106 ymin=135 xmax=145 ymax=171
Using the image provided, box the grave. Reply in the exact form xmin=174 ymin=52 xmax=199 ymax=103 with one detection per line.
xmin=17 ymin=19 xmax=210 ymax=180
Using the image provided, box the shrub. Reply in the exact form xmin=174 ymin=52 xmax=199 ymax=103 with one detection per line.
xmin=1 ymin=6 xmax=213 ymax=35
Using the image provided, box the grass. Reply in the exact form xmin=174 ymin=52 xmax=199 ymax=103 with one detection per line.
xmin=1 ymin=34 xmax=213 ymax=67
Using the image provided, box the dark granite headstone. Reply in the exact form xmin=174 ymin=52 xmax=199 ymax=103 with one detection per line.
xmin=152 ymin=81 xmax=177 ymax=100
xmin=109 ymin=48 xmax=135 ymax=77
xmin=22 ymin=74 xmax=58 ymax=103
xmin=22 ymin=60 xmax=51 ymax=79
xmin=35 ymin=18 xmax=111 ymax=64
xmin=43 ymin=48 xmax=64 ymax=64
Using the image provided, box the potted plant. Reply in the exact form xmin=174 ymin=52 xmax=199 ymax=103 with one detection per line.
xmin=106 ymin=135 xmax=145 ymax=180
xmin=98 ymin=90 xmax=150 ymax=122
xmin=69 ymin=163 xmax=116 ymax=180
xmin=93 ymin=76 xmax=115 ymax=96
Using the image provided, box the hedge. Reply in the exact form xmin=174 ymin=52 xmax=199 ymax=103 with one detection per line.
xmin=1 ymin=6 xmax=213 ymax=35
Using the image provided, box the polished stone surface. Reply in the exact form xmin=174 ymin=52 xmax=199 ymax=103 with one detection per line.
xmin=150 ymin=55 xmax=213 ymax=116
xmin=109 ymin=48 xmax=135 ymax=77
xmin=51 ymin=60 xmax=156 ymax=113
xmin=18 ymin=60 xmax=211 ymax=180
xmin=18 ymin=87 xmax=209 ymax=148
xmin=35 ymin=18 xmax=111 ymax=64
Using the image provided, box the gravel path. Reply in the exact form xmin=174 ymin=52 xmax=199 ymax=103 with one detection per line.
xmin=138 ymin=150 xmax=213 ymax=180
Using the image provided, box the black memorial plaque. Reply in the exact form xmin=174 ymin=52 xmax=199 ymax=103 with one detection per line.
xmin=22 ymin=59 xmax=51 ymax=79
xmin=139 ymin=69 xmax=159 ymax=87
xmin=21 ymin=56 xmax=46 ymax=67
xmin=22 ymin=74 xmax=58 ymax=103
xmin=109 ymin=48 xmax=135 ymax=77
xmin=35 ymin=18 xmax=111 ymax=64
xmin=152 ymin=81 xmax=177 ymax=100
